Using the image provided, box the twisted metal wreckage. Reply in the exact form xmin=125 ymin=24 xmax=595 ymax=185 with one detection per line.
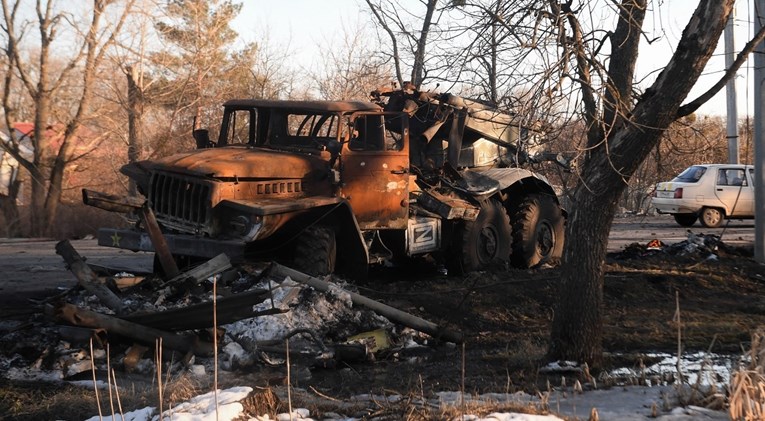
xmin=52 ymin=87 xmax=570 ymax=360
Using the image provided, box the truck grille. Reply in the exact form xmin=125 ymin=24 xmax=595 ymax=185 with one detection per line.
xmin=148 ymin=172 xmax=211 ymax=230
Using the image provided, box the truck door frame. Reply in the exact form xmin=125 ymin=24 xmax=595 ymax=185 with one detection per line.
xmin=340 ymin=112 xmax=410 ymax=230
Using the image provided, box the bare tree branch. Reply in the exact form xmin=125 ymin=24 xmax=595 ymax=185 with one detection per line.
xmin=677 ymin=21 xmax=765 ymax=117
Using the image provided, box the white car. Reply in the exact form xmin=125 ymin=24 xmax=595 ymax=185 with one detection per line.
xmin=652 ymin=163 xmax=754 ymax=227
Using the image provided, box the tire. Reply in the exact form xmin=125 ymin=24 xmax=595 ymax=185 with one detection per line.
xmin=699 ymin=207 xmax=724 ymax=228
xmin=447 ymin=199 xmax=511 ymax=274
xmin=673 ymin=213 xmax=698 ymax=227
xmin=509 ymin=193 xmax=565 ymax=268
xmin=293 ymin=225 xmax=337 ymax=276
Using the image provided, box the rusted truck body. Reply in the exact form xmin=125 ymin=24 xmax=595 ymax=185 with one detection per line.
xmin=91 ymin=88 xmax=566 ymax=277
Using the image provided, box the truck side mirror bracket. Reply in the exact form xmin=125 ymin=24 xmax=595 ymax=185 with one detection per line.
xmin=193 ymin=129 xmax=215 ymax=149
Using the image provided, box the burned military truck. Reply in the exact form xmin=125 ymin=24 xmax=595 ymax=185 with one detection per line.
xmin=87 ymin=88 xmax=566 ymax=277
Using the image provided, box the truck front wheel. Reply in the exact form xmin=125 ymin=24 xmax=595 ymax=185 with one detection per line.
xmin=509 ymin=193 xmax=564 ymax=268
xmin=293 ymin=225 xmax=337 ymax=276
xmin=448 ymin=199 xmax=511 ymax=274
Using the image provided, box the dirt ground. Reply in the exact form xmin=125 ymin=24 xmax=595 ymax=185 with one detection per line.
xmin=0 ymin=214 xmax=763 ymax=419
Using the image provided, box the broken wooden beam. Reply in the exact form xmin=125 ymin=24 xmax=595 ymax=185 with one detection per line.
xmin=160 ymin=253 xmax=232 ymax=288
xmin=56 ymin=303 xmax=213 ymax=356
xmin=272 ymin=264 xmax=464 ymax=344
xmin=123 ymin=288 xmax=282 ymax=331
xmin=57 ymin=326 xmax=108 ymax=347
xmin=140 ymin=204 xmax=180 ymax=279
xmin=82 ymin=189 xmax=145 ymax=214
xmin=82 ymin=189 xmax=179 ymax=279
xmin=55 ymin=240 xmax=125 ymax=315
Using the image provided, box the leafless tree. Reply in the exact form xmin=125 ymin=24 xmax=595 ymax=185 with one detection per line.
xmin=365 ymin=0 xmax=446 ymax=88
xmin=146 ymin=0 xmax=262 ymax=154
xmin=311 ymin=18 xmax=393 ymax=101
xmin=1 ymin=0 xmax=135 ymax=236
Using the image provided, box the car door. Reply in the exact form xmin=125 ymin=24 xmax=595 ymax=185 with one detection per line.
xmin=340 ymin=112 xmax=410 ymax=229
xmin=713 ymin=167 xmax=753 ymax=216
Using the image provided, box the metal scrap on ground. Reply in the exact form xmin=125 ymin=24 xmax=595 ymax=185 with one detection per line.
xmin=5 ymin=242 xmax=463 ymax=383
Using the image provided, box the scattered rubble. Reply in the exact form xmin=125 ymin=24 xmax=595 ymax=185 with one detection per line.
xmin=0 ymin=242 xmax=460 ymax=392
xmin=608 ymin=231 xmax=753 ymax=261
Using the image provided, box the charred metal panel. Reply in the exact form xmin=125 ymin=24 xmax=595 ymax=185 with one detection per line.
xmin=478 ymin=167 xmax=550 ymax=191
xmin=97 ymin=228 xmax=246 ymax=259
xmin=458 ymin=138 xmax=510 ymax=168
xmin=224 ymin=99 xmax=382 ymax=113
xmin=417 ymin=190 xmax=479 ymax=221
xmin=340 ymin=113 xmax=410 ymax=230
xmin=151 ymin=146 xmax=329 ymax=179
xmin=219 ymin=196 xmax=343 ymax=216
xmin=342 ymin=151 xmax=409 ymax=229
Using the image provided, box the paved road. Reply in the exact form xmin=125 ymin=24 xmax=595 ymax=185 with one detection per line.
xmin=0 ymin=238 xmax=153 ymax=302
xmin=0 ymin=214 xmax=755 ymax=314
xmin=608 ymin=214 xmax=755 ymax=252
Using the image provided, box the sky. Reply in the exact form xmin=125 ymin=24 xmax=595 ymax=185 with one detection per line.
xmin=232 ymin=0 xmax=757 ymax=118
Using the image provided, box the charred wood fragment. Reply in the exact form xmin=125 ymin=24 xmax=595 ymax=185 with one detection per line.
xmin=82 ymin=189 xmax=179 ymax=279
xmin=55 ymin=240 xmax=125 ymax=315
xmin=123 ymin=287 xmax=281 ymax=331
xmin=56 ymin=303 xmax=213 ymax=356
xmin=159 ymin=253 xmax=232 ymax=289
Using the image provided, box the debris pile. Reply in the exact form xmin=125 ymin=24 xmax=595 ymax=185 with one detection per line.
xmin=0 ymin=241 xmax=461 ymax=387
xmin=608 ymin=232 xmax=753 ymax=261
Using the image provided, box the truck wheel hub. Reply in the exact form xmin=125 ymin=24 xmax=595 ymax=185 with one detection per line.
xmin=480 ymin=226 xmax=499 ymax=257
xmin=536 ymin=222 xmax=553 ymax=257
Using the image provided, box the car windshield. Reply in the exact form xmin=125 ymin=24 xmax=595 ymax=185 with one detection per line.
xmin=673 ymin=165 xmax=706 ymax=183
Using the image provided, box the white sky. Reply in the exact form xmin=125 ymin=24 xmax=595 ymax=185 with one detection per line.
xmin=232 ymin=0 xmax=754 ymax=118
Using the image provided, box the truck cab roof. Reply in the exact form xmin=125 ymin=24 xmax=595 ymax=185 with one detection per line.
xmin=223 ymin=99 xmax=382 ymax=113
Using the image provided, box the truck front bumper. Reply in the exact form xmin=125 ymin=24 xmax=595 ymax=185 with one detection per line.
xmin=98 ymin=228 xmax=246 ymax=260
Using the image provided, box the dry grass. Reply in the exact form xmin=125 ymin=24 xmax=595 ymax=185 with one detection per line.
xmin=241 ymin=386 xmax=281 ymax=418
xmin=729 ymin=328 xmax=765 ymax=420
xmin=0 ymin=379 xmax=156 ymax=421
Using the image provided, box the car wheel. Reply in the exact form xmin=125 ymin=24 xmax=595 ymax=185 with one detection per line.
xmin=509 ymin=193 xmax=565 ymax=268
xmin=673 ymin=213 xmax=698 ymax=227
xmin=294 ymin=225 xmax=337 ymax=276
xmin=447 ymin=199 xmax=511 ymax=274
xmin=699 ymin=207 xmax=724 ymax=228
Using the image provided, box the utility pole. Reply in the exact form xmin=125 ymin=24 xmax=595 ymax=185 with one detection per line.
xmin=754 ymin=0 xmax=765 ymax=263
xmin=725 ymin=11 xmax=740 ymax=164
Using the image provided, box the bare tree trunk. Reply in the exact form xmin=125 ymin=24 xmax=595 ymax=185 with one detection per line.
xmin=549 ymin=165 xmax=622 ymax=364
xmin=411 ymin=0 xmax=438 ymax=87
xmin=549 ymin=0 xmax=744 ymax=364
xmin=0 ymin=177 xmax=21 ymax=237
xmin=29 ymin=88 xmax=51 ymax=236
xmin=126 ymin=65 xmax=143 ymax=196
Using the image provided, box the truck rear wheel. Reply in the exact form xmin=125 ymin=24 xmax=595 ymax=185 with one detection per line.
xmin=448 ymin=199 xmax=511 ymax=274
xmin=509 ymin=193 xmax=564 ymax=268
xmin=294 ymin=225 xmax=337 ymax=276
